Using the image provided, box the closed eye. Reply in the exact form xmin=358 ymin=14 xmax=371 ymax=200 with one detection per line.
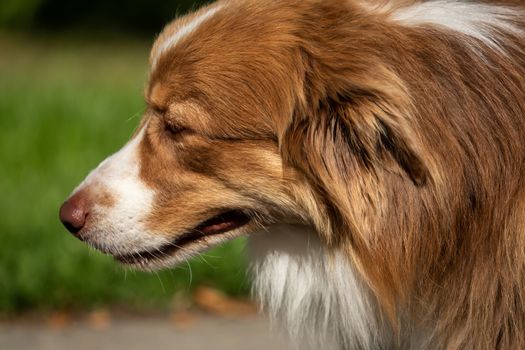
xmin=147 ymin=105 xmax=193 ymax=138
xmin=163 ymin=119 xmax=194 ymax=138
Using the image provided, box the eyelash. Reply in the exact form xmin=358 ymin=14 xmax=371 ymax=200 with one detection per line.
xmin=164 ymin=120 xmax=187 ymax=135
xmin=162 ymin=117 xmax=196 ymax=140
xmin=149 ymin=107 xmax=188 ymax=137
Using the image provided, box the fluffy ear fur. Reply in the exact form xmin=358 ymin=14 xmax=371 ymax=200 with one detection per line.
xmin=279 ymin=57 xmax=433 ymax=323
xmin=282 ymin=66 xmax=430 ymax=208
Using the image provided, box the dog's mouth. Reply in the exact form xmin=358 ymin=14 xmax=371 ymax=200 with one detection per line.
xmin=114 ymin=209 xmax=251 ymax=267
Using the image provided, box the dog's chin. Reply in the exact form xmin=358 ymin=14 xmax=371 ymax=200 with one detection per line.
xmin=112 ymin=210 xmax=252 ymax=271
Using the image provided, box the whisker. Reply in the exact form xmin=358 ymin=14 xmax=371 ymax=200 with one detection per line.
xmin=154 ymin=271 xmax=166 ymax=293
xmin=185 ymin=260 xmax=193 ymax=289
xmin=125 ymin=109 xmax=143 ymax=123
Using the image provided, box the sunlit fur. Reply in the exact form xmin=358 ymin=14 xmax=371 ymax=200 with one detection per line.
xmin=250 ymin=224 xmax=389 ymax=349
xmin=63 ymin=0 xmax=525 ymax=348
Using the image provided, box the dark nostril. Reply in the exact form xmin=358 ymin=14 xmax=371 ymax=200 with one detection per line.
xmin=59 ymin=197 xmax=88 ymax=235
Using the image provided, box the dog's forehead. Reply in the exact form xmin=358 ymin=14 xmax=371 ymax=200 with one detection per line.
xmin=147 ymin=1 xmax=288 ymax=82
xmin=146 ymin=7 xmax=225 ymax=109
xmin=149 ymin=2 xmax=223 ymax=69
xmin=144 ymin=1 xmax=291 ymax=137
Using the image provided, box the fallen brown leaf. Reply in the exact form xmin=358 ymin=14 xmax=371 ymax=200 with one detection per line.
xmin=193 ymin=286 xmax=258 ymax=318
xmin=170 ymin=310 xmax=196 ymax=329
xmin=46 ymin=311 xmax=72 ymax=330
xmin=87 ymin=309 xmax=111 ymax=330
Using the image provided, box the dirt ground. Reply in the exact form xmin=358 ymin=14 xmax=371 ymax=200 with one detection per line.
xmin=0 ymin=314 xmax=293 ymax=350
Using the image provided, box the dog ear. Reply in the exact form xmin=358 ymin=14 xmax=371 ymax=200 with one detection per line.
xmin=281 ymin=86 xmax=430 ymax=193
xmin=280 ymin=86 xmax=431 ymax=320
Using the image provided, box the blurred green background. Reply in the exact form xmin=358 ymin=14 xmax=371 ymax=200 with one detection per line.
xmin=0 ymin=0 xmax=251 ymax=315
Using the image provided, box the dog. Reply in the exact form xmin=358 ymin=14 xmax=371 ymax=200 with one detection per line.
xmin=59 ymin=0 xmax=525 ymax=348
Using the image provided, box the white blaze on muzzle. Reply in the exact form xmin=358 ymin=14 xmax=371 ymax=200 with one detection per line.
xmin=67 ymin=124 xmax=169 ymax=255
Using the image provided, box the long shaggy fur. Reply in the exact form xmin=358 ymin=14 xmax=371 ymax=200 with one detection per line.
xmin=243 ymin=1 xmax=525 ymax=348
xmin=150 ymin=0 xmax=525 ymax=347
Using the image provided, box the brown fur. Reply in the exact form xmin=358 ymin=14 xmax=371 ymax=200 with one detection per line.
xmin=136 ymin=0 xmax=525 ymax=348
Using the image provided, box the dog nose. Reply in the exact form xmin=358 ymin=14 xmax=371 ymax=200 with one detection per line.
xmin=59 ymin=194 xmax=88 ymax=235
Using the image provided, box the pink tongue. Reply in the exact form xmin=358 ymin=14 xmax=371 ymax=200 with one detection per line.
xmin=194 ymin=210 xmax=250 ymax=236
xmin=199 ymin=221 xmax=237 ymax=235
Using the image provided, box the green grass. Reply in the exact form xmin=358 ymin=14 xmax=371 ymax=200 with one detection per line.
xmin=0 ymin=34 xmax=250 ymax=314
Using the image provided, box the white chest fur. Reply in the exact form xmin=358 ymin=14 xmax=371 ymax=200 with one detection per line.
xmin=248 ymin=224 xmax=390 ymax=349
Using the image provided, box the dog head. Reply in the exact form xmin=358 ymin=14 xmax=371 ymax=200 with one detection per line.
xmin=59 ymin=0 xmax=430 ymax=271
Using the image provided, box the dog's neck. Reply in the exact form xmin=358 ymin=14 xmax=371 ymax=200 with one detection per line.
xmin=248 ymin=224 xmax=393 ymax=349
